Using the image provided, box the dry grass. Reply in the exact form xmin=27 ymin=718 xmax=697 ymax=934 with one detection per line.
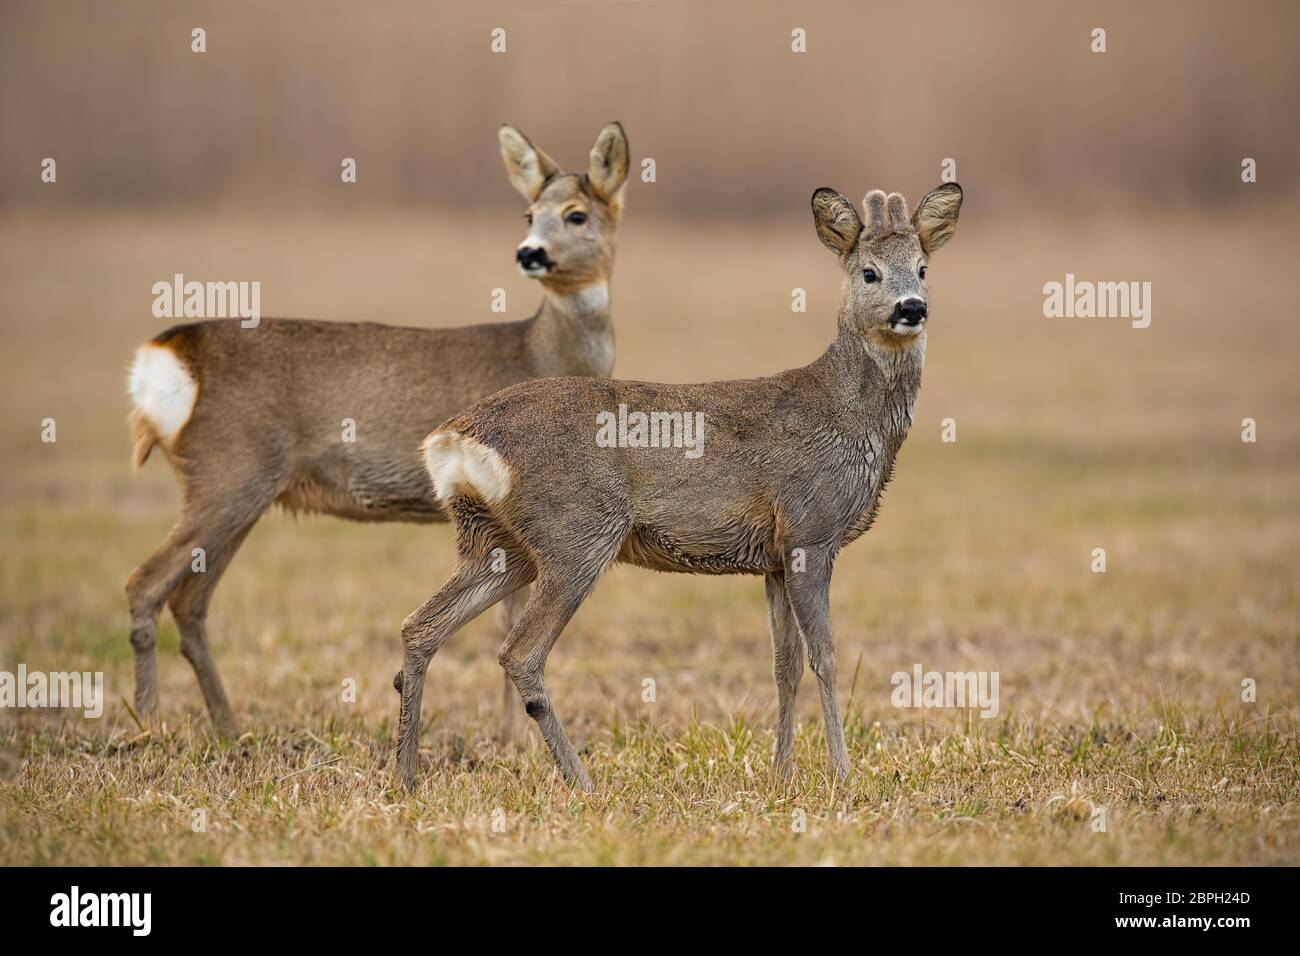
xmin=0 ymin=210 xmax=1297 ymax=865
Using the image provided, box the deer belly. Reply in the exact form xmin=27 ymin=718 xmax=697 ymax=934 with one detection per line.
xmin=275 ymin=456 xmax=445 ymax=524
xmin=617 ymin=510 xmax=778 ymax=576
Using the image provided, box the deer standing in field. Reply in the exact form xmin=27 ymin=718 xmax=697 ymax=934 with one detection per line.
xmin=125 ymin=123 xmax=630 ymax=735
xmin=395 ymin=182 xmax=963 ymax=790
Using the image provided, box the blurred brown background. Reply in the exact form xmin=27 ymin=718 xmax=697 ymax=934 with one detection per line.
xmin=3 ymin=0 xmax=1298 ymax=218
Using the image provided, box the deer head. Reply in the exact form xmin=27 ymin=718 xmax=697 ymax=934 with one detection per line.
xmin=499 ymin=122 xmax=629 ymax=295
xmin=812 ymin=182 xmax=962 ymax=342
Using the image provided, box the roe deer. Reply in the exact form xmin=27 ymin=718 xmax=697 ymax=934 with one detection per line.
xmin=395 ymin=182 xmax=963 ymax=791
xmin=125 ymin=122 xmax=630 ymax=735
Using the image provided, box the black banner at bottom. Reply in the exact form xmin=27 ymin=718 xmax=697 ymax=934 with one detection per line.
xmin=0 ymin=865 xmax=1283 ymax=942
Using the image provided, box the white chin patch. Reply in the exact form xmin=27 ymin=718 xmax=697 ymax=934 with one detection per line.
xmin=519 ymin=264 xmax=548 ymax=278
xmin=128 ymin=344 xmax=197 ymax=442
xmin=889 ymin=322 xmax=925 ymax=337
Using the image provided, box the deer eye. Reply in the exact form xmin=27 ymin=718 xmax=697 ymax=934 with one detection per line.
xmin=524 ymin=213 xmax=533 ymax=226
xmin=919 ymin=265 xmax=928 ymax=279
xmin=565 ymin=211 xmax=588 ymax=225
xmin=862 ymin=268 xmax=880 ymax=284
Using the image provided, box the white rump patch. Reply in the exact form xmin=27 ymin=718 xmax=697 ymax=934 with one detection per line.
xmin=128 ymin=344 xmax=198 ymax=442
xmin=422 ymin=431 xmax=513 ymax=504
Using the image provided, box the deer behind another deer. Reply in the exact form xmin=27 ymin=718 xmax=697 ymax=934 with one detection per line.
xmin=124 ymin=123 xmax=630 ymax=737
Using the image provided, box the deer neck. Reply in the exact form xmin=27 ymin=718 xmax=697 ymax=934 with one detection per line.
xmin=815 ymin=325 xmax=925 ymax=447
xmin=527 ymin=282 xmax=615 ymax=378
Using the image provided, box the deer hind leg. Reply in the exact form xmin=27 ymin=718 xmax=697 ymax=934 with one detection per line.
xmin=128 ymin=462 xmax=282 ymax=733
xmin=496 ymin=527 xmax=623 ymax=793
xmin=495 ymin=585 xmax=530 ymax=745
xmin=765 ymin=572 xmax=804 ymax=781
xmin=395 ymin=545 xmax=535 ymax=791
xmin=126 ymin=524 xmax=204 ymax=729
xmin=782 ymin=554 xmax=850 ymax=781
xmin=497 ymin=576 xmax=597 ymax=792
xmin=166 ymin=519 xmax=260 ymax=735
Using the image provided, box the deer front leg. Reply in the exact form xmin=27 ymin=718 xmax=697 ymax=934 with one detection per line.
xmin=782 ymin=551 xmax=850 ymax=781
xmin=765 ymin=572 xmax=804 ymax=781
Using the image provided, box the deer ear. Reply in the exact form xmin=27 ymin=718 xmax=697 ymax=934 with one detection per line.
xmin=811 ymin=188 xmax=862 ymax=257
xmin=587 ymin=122 xmax=629 ymax=206
xmin=499 ymin=125 xmax=561 ymax=202
xmin=912 ymin=183 xmax=963 ymax=254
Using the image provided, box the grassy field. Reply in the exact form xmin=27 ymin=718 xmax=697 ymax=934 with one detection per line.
xmin=1 ymin=209 xmax=1297 ymax=865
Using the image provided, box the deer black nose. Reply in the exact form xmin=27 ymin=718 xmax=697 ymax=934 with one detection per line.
xmin=896 ymin=298 xmax=928 ymax=323
xmin=516 ymin=246 xmax=551 ymax=270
